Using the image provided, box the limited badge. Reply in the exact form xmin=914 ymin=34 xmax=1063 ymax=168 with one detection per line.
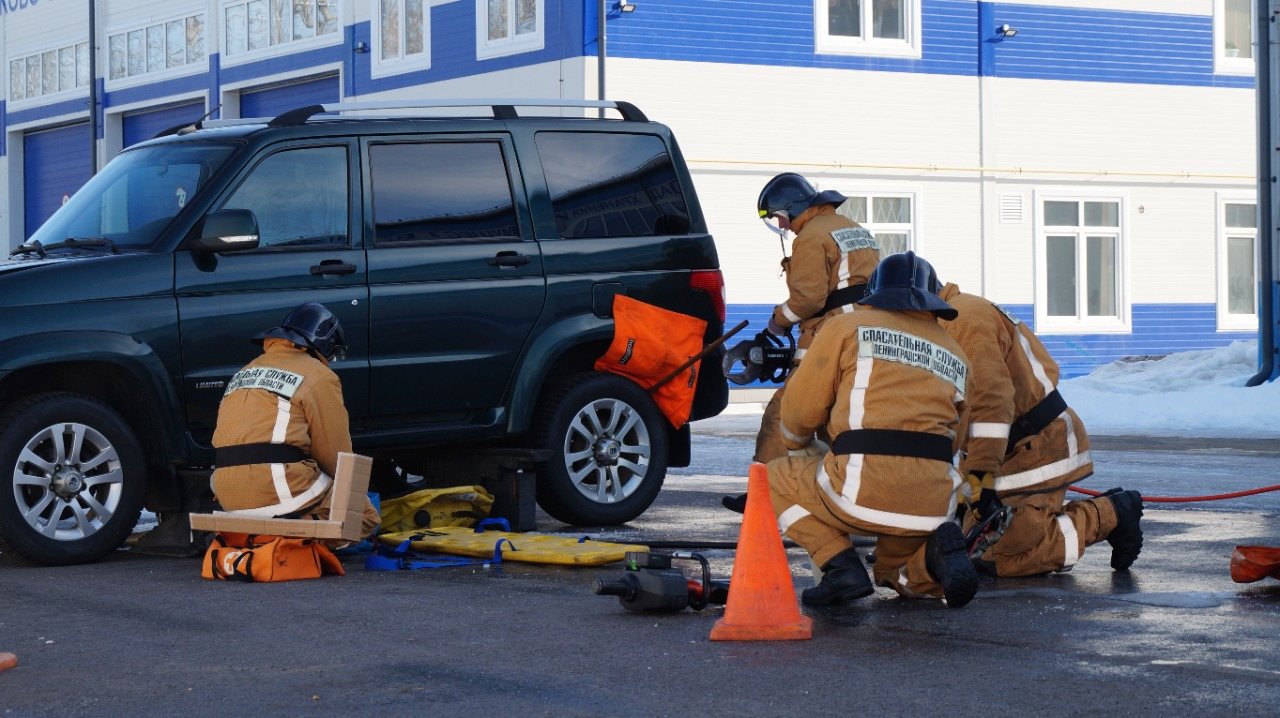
xmin=224 ymin=367 xmax=305 ymax=399
xmin=831 ymin=227 xmax=879 ymax=254
xmin=857 ymin=326 xmax=967 ymax=395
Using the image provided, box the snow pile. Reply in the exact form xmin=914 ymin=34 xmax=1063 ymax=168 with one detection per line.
xmin=1059 ymin=340 xmax=1280 ymax=438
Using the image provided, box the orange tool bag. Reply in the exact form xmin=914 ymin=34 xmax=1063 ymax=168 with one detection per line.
xmin=201 ymin=532 xmax=346 ymax=583
xmin=594 ymin=295 xmax=707 ymax=428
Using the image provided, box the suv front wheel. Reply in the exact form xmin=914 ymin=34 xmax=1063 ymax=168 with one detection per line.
xmin=0 ymin=393 xmax=146 ymax=565
xmin=533 ymin=372 xmax=668 ymax=526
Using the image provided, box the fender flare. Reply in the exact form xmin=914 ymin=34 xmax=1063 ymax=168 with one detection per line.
xmin=0 ymin=331 xmax=187 ymax=462
xmin=506 ymin=315 xmax=613 ymax=435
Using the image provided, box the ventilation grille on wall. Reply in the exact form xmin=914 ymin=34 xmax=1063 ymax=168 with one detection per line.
xmin=999 ymin=194 xmax=1024 ymax=223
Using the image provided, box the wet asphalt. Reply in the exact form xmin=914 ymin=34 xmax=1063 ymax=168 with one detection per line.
xmin=1 ymin=414 xmax=1278 ymax=716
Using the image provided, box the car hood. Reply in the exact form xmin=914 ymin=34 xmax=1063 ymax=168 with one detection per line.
xmin=0 ymin=251 xmax=173 ymax=306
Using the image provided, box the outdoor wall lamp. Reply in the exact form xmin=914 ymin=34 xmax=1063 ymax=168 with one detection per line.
xmin=998 ymin=23 xmax=1018 ymax=38
xmin=617 ymin=1 xmax=637 ymax=12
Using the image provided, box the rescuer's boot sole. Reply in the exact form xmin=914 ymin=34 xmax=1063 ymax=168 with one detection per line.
xmin=1103 ymin=488 xmax=1144 ymax=571
xmin=926 ymin=521 xmax=979 ymax=608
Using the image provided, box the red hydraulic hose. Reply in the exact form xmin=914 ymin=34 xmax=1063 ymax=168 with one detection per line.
xmin=1070 ymin=484 xmax=1280 ymax=503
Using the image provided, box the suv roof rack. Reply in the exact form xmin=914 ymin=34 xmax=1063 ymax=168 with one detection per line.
xmin=267 ymin=98 xmax=649 ymax=126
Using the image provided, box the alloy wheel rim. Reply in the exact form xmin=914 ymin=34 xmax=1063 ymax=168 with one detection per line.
xmin=12 ymin=422 xmax=123 ymax=541
xmin=562 ymin=398 xmax=650 ymax=504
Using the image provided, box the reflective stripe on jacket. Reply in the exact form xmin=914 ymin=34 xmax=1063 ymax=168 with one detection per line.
xmin=770 ymin=205 xmax=881 ymax=354
xmin=211 ymin=338 xmax=353 ymax=515
xmin=778 ymin=307 xmax=970 ymax=537
xmin=937 ymin=283 xmax=1092 ymax=495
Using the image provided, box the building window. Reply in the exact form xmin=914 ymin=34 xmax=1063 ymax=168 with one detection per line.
xmin=8 ymin=43 xmax=90 ymax=102
xmin=1037 ymin=197 xmax=1127 ymax=332
xmin=108 ymin=15 xmax=205 ymax=82
xmin=476 ymin=0 xmax=544 ymax=60
xmin=1218 ymin=199 xmax=1258 ymax=330
xmin=223 ymin=0 xmax=341 ymax=58
xmin=1215 ymin=0 xmax=1254 ymax=74
xmin=815 ymin=0 xmax=920 ymax=58
xmin=374 ymin=0 xmax=430 ymax=75
xmin=835 ymin=192 xmax=914 ymax=257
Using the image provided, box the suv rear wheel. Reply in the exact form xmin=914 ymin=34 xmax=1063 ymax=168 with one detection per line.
xmin=533 ymin=372 xmax=668 ymax=526
xmin=0 ymin=393 xmax=146 ymax=565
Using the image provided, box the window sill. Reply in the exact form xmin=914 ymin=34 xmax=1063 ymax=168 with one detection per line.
xmin=370 ymin=57 xmax=432 ymax=80
xmin=814 ymin=38 xmax=921 ymax=60
xmin=1214 ymin=57 xmax=1255 ymax=76
xmin=1033 ymin=317 xmax=1132 ymax=335
xmin=476 ymin=35 xmax=545 ymax=61
xmin=1217 ymin=316 xmax=1259 ymax=333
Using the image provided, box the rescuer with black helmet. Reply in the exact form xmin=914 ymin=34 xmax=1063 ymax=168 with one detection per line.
xmin=210 ymin=303 xmax=378 ymax=544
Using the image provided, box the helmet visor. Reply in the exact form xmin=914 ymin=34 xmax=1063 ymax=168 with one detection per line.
xmin=760 ymin=213 xmax=790 ymax=237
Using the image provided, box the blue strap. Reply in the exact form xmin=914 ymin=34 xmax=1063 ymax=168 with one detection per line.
xmin=364 ymin=541 xmax=494 ymax=571
xmin=474 ymin=517 xmax=511 ymax=533
xmin=491 ymin=537 xmax=516 ymax=563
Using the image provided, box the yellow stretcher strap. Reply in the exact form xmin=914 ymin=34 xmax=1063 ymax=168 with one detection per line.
xmin=377 ymin=526 xmax=647 ymax=566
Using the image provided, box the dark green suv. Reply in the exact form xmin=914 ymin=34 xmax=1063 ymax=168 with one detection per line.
xmin=0 ymin=99 xmax=728 ymax=565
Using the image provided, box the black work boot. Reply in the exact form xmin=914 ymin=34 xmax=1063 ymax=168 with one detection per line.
xmin=801 ymin=548 xmax=875 ymax=606
xmin=925 ymin=521 xmax=979 ymax=608
xmin=721 ymin=493 xmax=747 ymax=514
xmin=1103 ymin=488 xmax=1144 ymax=571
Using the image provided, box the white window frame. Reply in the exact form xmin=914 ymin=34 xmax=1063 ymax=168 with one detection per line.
xmin=220 ymin=0 xmax=344 ymax=67
xmin=475 ymin=0 xmax=544 ymax=61
xmin=1214 ymin=0 xmax=1255 ymax=76
xmin=1033 ymin=190 xmax=1131 ymax=334
xmin=105 ymin=13 xmax=207 ymax=90
xmin=814 ymin=0 xmax=922 ymax=59
xmin=7 ymin=43 xmax=91 ymax=107
xmin=1216 ymin=192 xmax=1260 ymax=332
xmin=372 ymin=0 xmax=432 ymax=77
xmin=832 ymin=189 xmax=919 ymax=258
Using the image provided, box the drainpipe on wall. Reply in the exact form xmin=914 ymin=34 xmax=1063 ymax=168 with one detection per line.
xmin=597 ymin=0 xmax=606 ymax=118
xmin=87 ymin=0 xmax=99 ymax=175
xmin=1247 ymin=0 xmax=1276 ymax=385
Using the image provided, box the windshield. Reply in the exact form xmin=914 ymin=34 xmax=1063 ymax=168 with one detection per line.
xmin=26 ymin=142 xmax=237 ymax=250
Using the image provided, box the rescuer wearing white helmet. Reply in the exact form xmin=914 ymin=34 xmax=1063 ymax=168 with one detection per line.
xmin=935 ymin=281 xmax=1143 ymax=576
xmin=768 ymin=252 xmax=980 ymax=608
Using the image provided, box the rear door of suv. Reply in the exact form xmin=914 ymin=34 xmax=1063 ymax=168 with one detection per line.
xmin=361 ymin=133 xmax=545 ymax=438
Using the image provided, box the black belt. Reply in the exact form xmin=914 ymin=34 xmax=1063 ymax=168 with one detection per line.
xmin=1006 ymin=389 xmax=1068 ymax=454
xmin=215 ymin=442 xmax=310 ymax=468
xmin=832 ymin=429 xmax=954 ymax=463
xmin=817 ymin=283 xmax=868 ymax=317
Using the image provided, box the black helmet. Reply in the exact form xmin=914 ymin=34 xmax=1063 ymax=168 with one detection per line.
xmin=757 ymin=173 xmax=846 ymax=221
xmin=253 ymin=302 xmax=347 ymax=362
xmin=858 ymin=252 xmax=957 ymax=320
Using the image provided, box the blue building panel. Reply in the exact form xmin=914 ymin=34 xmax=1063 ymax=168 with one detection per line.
xmin=121 ymin=101 xmax=206 ymax=147
xmin=238 ymin=75 xmax=340 ymax=118
xmin=23 ymin=122 xmax=91 ymax=238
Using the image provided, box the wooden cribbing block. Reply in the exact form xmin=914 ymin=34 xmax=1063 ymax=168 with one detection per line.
xmin=190 ymin=452 xmax=372 ymax=541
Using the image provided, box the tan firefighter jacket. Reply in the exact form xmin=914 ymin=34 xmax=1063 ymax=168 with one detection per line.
xmin=938 ymin=283 xmax=1093 ymax=496
xmin=211 ymin=338 xmax=353 ymax=516
xmin=779 ymin=307 xmax=971 ymax=537
xmin=770 ymin=205 xmax=881 ymax=360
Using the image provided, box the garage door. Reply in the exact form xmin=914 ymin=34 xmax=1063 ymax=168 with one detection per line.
xmin=122 ymin=101 xmax=206 ymax=147
xmin=24 ymin=123 xmax=92 ymax=238
xmin=239 ymin=75 xmax=339 ymax=119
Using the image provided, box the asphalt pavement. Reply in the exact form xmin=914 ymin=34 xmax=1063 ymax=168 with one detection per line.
xmin=1 ymin=414 xmax=1278 ymax=716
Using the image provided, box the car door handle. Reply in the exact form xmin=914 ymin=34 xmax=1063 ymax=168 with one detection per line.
xmin=310 ymin=259 xmax=358 ymax=276
xmin=487 ymin=251 xmax=531 ymax=268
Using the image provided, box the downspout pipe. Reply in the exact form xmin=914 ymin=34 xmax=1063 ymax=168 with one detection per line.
xmin=597 ymin=0 xmax=606 ymax=118
xmin=1248 ymin=0 xmax=1276 ymax=386
xmin=87 ymin=0 xmax=98 ymax=175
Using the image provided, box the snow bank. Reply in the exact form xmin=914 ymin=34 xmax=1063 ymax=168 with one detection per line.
xmin=1059 ymin=340 xmax=1280 ymax=438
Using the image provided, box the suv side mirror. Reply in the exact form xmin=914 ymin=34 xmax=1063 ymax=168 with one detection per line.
xmin=197 ymin=209 xmax=260 ymax=253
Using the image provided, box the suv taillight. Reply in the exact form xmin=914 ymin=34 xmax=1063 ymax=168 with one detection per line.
xmin=690 ymin=269 xmax=726 ymax=323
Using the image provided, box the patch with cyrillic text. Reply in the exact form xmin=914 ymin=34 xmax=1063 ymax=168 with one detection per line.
xmin=857 ymin=326 xmax=967 ymax=394
xmin=830 ymin=227 xmax=879 ymax=254
xmin=224 ymin=367 xmax=305 ymax=399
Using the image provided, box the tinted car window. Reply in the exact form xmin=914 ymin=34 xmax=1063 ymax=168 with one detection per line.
xmin=370 ymin=141 xmax=520 ymax=244
xmin=535 ymin=132 xmax=691 ymax=239
xmin=222 ymin=145 xmax=348 ymax=248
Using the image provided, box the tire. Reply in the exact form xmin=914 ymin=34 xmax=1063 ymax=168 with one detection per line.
xmin=532 ymin=372 xmax=669 ymax=526
xmin=0 ymin=393 xmax=147 ymax=565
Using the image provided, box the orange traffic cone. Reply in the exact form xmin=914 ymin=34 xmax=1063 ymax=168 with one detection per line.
xmin=0 ymin=652 xmax=16 ymax=673
xmin=710 ymin=463 xmax=812 ymax=641
xmin=1231 ymin=545 xmax=1280 ymax=583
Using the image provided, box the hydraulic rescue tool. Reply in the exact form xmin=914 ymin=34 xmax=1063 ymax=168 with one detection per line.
xmin=964 ymin=505 xmax=1014 ymax=561
xmin=723 ymin=330 xmax=796 ymax=385
xmin=594 ymin=551 xmax=729 ymax=613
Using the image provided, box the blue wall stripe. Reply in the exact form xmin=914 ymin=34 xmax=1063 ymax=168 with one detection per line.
xmin=218 ymin=43 xmax=346 ymax=86
xmin=238 ymin=75 xmax=340 ymax=117
xmin=121 ymin=100 xmax=205 ymax=147
xmin=728 ymin=302 xmax=1256 ymax=381
xmin=105 ymin=72 xmax=208 ymax=109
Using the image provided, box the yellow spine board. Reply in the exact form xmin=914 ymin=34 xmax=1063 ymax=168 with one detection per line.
xmin=377 ymin=527 xmax=647 ymax=566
